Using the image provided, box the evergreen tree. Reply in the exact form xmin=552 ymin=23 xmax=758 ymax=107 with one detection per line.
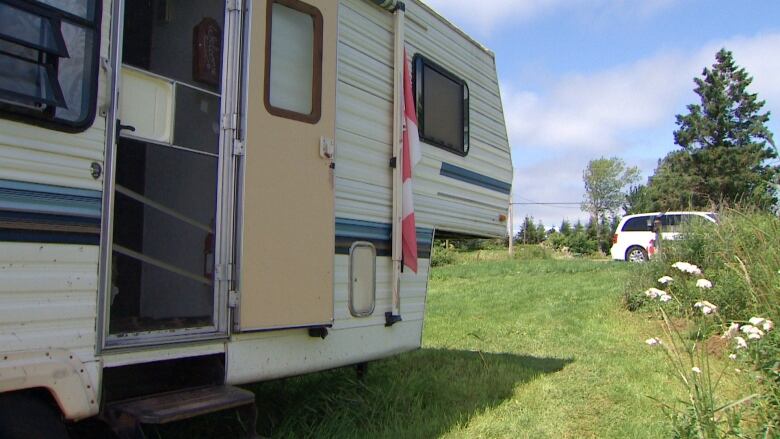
xmin=559 ymin=219 xmax=572 ymax=236
xmin=573 ymin=220 xmax=585 ymax=235
xmin=664 ymin=48 xmax=777 ymax=209
xmin=518 ymin=216 xmax=538 ymax=244
xmin=585 ymin=217 xmax=598 ymax=241
xmin=624 ymin=185 xmax=654 ymax=214
xmin=536 ymin=221 xmax=547 ymax=243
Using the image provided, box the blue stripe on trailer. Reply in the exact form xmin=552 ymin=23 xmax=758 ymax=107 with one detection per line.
xmin=0 ymin=179 xmax=102 ymax=218
xmin=439 ymin=162 xmax=512 ymax=194
xmin=0 ymin=179 xmax=102 ymax=245
xmin=335 ymin=218 xmax=433 ymax=258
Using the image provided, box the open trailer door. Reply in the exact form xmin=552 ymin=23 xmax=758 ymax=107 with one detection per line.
xmin=238 ymin=0 xmax=337 ymax=331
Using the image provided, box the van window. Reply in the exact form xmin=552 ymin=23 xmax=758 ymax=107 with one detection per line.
xmin=622 ymin=216 xmax=653 ymax=232
xmin=0 ymin=0 xmax=101 ymax=131
xmin=413 ymin=54 xmax=469 ymax=156
xmin=264 ymin=0 xmax=322 ymax=123
xmin=661 ymin=214 xmax=682 ymax=232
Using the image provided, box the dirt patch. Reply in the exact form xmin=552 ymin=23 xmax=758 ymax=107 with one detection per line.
xmin=703 ymin=335 xmax=730 ymax=357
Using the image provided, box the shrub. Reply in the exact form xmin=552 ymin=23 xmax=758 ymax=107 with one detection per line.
xmin=431 ymin=242 xmax=457 ymax=267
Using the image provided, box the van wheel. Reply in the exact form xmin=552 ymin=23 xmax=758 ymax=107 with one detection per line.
xmin=626 ymin=246 xmax=648 ymax=263
xmin=0 ymin=393 xmax=69 ymax=439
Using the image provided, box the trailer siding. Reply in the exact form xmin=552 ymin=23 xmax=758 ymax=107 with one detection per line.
xmin=335 ymin=0 xmax=512 ymax=241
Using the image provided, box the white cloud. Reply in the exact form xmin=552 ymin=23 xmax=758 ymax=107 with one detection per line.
xmin=502 ymin=50 xmax=694 ymax=153
xmin=505 ymin=32 xmax=780 ymax=228
xmin=511 ymin=158 xmax=588 ymax=230
xmin=504 ymin=34 xmax=780 ymax=155
xmin=422 ymin=0 xmax=566 ymax=34
xmin=422 ymin=0 xmax=678 ymax=35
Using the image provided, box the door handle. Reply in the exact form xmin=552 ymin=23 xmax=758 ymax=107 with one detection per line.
xmin=319 ymin=137 xmax=335 ymax=159
xmin=116 ymin=119 xmax=136 ymax=140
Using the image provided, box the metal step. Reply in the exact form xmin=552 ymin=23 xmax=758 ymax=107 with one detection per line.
xmin=105 ymin=385 xmax=258 ymax=438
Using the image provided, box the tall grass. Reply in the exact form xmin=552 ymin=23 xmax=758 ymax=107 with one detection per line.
xmin=624 ymin=208 xmax=780 ymax=437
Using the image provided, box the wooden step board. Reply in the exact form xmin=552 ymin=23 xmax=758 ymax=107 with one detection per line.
xmin=105 ymin=385 xmax=258 ymax=438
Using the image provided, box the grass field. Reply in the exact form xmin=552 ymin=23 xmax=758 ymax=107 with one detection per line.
xmin=150 ymin=256 xmax=703 ymax=438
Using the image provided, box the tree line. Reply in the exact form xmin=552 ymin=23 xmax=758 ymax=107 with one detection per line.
xmin=514 ymin=215 xmax=618 ymax=255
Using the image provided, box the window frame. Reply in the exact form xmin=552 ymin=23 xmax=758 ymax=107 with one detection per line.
xmin=412 ymin=53 xmax=470 ymax=156
xmin=263 ymin=0 xmax=323 ymax=124
xmin=0 ymin=0 xmax=102 ymax=133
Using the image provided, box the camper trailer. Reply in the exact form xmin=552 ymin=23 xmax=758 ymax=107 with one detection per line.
xmin=0 ymin=0 xmax=512 ymax=436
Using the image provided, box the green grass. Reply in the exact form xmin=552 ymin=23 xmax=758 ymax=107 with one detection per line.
xmin=149 ymin=258 xmax=705 ymax=438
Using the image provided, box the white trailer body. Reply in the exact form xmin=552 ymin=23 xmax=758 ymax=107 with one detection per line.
xmin=0 ymin=0 xmax=511 ymax=433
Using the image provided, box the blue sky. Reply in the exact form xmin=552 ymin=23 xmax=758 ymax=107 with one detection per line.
xmin=424 ymin=0 xmax=780 ymax=229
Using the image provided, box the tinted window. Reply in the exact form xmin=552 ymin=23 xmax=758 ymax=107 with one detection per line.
xmin=413 ymin=54 xmax=469 ymax=155
xmin=661 ymin=214 xmax=682 ymax=232
xmin=0 ymin=0 xmax=101 ymax=131
xmin=622 ymin=216 xmax=653 ymax=232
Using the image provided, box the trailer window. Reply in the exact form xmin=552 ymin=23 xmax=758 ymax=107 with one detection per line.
xmin=0 ymin=0 xmax=101 ymax=132
xmin=264 ymin=0 xmax=322 ymax=123
xmin=413 ymin=54 xmax=469 ymax=156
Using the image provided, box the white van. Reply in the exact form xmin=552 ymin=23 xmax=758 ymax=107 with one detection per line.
xmin=610 ymin=212 xmax=717 ymax=262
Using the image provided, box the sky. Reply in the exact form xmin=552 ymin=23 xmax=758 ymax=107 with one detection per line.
xmin=423 ymin=0 xmax=780 ymax=231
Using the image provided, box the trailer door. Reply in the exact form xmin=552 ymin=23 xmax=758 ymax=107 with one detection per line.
xmin=238 ymin=0 xmax=336 ymax=330
xmin=101 ymin=0 xmax=242 ymax=347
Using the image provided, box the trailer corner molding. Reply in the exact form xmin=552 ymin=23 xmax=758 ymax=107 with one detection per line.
xmin=0 ymin=349 xmax=99 ymax=420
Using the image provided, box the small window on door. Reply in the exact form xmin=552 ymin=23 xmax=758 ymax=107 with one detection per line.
xmin=0 ymin=0 xmax=101 ymax=132
xmin=264 ymin=0 xmax=322 ymax=123
xmin=413 ymin=54 xmax=469 ymax=156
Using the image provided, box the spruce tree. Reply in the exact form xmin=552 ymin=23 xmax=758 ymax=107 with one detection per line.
xmin=671 ymin=48 xmax=778 ymax=209
xmin=559 ymin=219 xmax=572 ymax=236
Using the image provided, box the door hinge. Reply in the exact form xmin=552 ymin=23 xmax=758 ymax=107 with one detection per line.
xmin=227 ymin=0 xmax=243 ymax=12
xmin=228 ymin=290 xmax=240 ymax=308
xmin=215 ymin=263 xmax=233 ymax=282
xmin=233 ymin=139 xmax=245 ymax=156
xmin=221 ymin=112 xmax=239 ymax=132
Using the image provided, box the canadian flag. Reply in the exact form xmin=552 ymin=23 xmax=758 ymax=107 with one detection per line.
xmin=401 ymin=49 xmax=421 ymax=273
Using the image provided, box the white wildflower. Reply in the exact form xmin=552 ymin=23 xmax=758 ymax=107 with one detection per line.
xmin=735 ymin=368 xmax=742 ymax=373
xmin=645 ymin=337 xmax=662 ymax=346
xmin=644 ymin=288 xmax=665 ymax=299
xmin=672 ymin=262 xmax=702 ymax=275
xmin=749 ymin=317 xmax=773 ymax=332
xmin=748 ymin=332 xmax=762 ymax=340
xmin=729 ymin=354 xmax=737 ymax=360
xmin=722 ymin=322 xmax=740 ymax=339
xmin=735 ymin=337 xmax=748 ymax=349
xmin=694 ymin=301 xmax=718 ymax=315
xmin=695 ymin=279 xmax=713 ymax=289
xmin=658 ymin=276 xmax=673 ymax=284
xmin=659 ymin=293 xmax=672 ymax=303
xmin=692 ymin=367 xmax=702 ymax=374
xmin=740 ymin=325 xmax=765 ymax=338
